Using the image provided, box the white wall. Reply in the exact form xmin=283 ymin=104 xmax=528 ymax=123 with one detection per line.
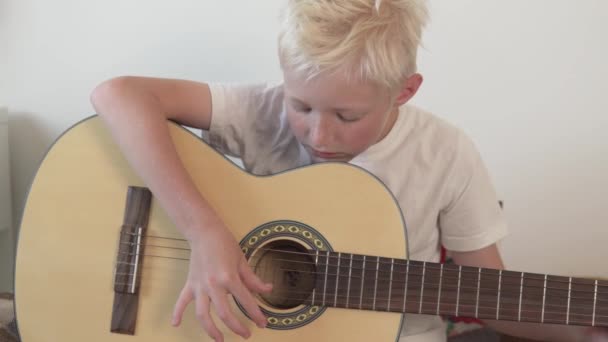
xmin=0 ymin=108 xmax=12 ymax=292
xmin=2 ymin=0 xmax=607 ymax=292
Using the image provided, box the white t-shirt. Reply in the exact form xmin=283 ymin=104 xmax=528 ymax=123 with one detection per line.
xmin=208 ymin=82 xmax=508 ymax=341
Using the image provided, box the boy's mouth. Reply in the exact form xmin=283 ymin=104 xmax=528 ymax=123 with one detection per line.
xmin=310 ymin=148 xmax=348 ymax=160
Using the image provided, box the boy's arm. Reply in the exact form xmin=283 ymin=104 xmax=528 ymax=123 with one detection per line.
xmin=450 ymin=245 xmax=598 ymax=341
xmin=90 ymin=76 xmax=271 ymax=341
xmin=91 ymin=76 xmax=213 ymax=240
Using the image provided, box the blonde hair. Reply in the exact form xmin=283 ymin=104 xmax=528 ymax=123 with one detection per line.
xmin=278 ymin=0 xmax=429 ymax=92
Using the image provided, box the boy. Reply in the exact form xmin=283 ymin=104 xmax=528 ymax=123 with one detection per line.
xmin=90 ymin=0 xmax=602 ymax=340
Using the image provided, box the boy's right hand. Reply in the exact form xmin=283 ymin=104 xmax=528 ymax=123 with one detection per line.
xmin=170 ymin=217 xmax=273 ymax=342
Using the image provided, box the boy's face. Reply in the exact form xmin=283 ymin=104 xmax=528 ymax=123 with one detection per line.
xmin=283 ymin=68 xmax=399 ymax=163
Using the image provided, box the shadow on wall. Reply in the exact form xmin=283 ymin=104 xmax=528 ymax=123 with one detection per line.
xmin=8 ymin=111 xmax=56 ymax=240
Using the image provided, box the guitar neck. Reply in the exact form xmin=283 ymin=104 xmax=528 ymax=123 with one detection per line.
xmin=306 ymin=251 xmax=608 ymax=327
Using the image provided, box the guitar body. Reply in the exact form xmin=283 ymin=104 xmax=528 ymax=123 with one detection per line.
xmin=15 ymin=116 xmax=408 ymax=341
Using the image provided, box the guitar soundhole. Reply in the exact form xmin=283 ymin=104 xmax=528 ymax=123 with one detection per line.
xmin=251 ymin=240 xmax=316 ymax=310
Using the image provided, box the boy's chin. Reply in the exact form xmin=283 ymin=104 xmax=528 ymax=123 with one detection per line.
xmin=310 ymin=155 xmax=353 ymax=163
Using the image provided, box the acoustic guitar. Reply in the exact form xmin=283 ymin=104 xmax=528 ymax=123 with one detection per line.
xmin=14 ymin=116 xmax=608 ymax=341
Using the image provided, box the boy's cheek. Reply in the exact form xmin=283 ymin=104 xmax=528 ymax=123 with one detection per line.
xmin=286 ymin=112 xmax=309 ymax=141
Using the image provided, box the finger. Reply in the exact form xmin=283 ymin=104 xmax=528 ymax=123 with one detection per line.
xmin=209 ymin=289 xmax=250 ymax=339
xmin=230 ymin=280 xmax=268 ymax=328
xmin=240 ymin=258 xmax=273 ymax=294
xmin=195 ymin=294 xmax=224 ymax=342
xmin=172 ymin=286 xmax=194 ymax=326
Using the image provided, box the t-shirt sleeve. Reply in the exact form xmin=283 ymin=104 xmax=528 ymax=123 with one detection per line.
xmin=207 ymin=82 xmax=286 ymax=162
xmin=439 ymin=133 xmax=509 ymax=252
xmin=207 ymin=82 xmax=262 ymax=158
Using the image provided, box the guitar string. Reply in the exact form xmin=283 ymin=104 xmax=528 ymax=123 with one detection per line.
xmin=112 ymin=265 xmax=608 ymax=325
xmin=114 ymin=252 xmax=608 ymax=318
xmin=113 ymin=267 xmax=604 ymax=319
xmin=110 ymin=276 xmax=608 ymax=326
xmin=114 ymin=241 xmax=608 ymax=324
xmin=111 ymin=276 xmax=608 ymax=323
xmin=117 ymin=236 xmax=608 ymax=292
xmin=116 ymin=234 xmax=608 ymax=316
xmin=123 ymin=232 xmax=608 ymax=289
xmin=109 ymin=231 xmax=608 ymax=323
xmin=115 ymin=249 xmax=608 ymax=305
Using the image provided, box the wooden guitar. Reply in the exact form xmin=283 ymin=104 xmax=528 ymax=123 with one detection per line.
xmin=14 ymin=116 xmax=608 ymax=341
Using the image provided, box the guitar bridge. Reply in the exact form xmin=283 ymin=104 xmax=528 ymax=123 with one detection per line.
xmin=110 ymin=186 xmax=152 ymax=335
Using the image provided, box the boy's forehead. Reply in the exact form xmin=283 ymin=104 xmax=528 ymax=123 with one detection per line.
xmin=284 ymin=84 xmax=381 ymax=112
xmin=283 ymin=70 xmax=380 ymax=102
xmin=283 ymin=64 xmax=367 ymax=87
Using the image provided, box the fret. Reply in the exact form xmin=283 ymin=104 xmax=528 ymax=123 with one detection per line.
xmin=330 ymin=252 xmax=350 ymax=308
xmin=498 ymin=270 xmax=524 ymax=321
xmin=311 ymin=252 xmax=353 ymax=309
xmin=363 ymin=256 xmax=381 ymax=310
xmin=372 ymin=256 xmax=395 ymax=311
xmin=541 ymin=274 xmax=547 ymax=323
xmin=519 ymin=272 xmax=524 ymax=321
xmin=541 ymin=275 xmax=577 ymax=324
xmin=404 ymin=260 xmax=425 ymax=314
xmin=436 ymin=264 xmax=443 ymax=315
xmin=311 ymin=251 xmax=329 ymax=307
xmin=569 ymin=277 xmax=595 ymax=325
xmin=322 ymin=251 xmax=330 ymax=306
xmin=347 ymin=254 xmax=365 ymax=310
xmin=418 ymin=261 xmax=426 ymax=314
xmin=387 ymin=258 xmax=408 ymax=313
xmin=346 ymin=253 xmax=353 ymax=308
xmin=566 ymin=277 xmax=571 ymax=324
xmin=478 ymin=268 xmax=500 ymax=320
xmin=387 ymin=259 xmax=394 ymax=311
xmin=544 ymin=275 xmax=570 ymax=324
xmin=437 ymin=263 xmax=460 ymax=316
xmin=456 ymin=265 xmax=479 ymax=318
xmin=475 ymin=268 xmax=481 ymax=318
xmin=496 ymin=270 xmax=502 ymax=320
xmin=324 ymin=251 xmax=342 ymax=307
xmin=521 ymin=273 xmax=545 ymax=323
xmin=593 ymin=280 xmax=597 ymax=326
xmin=358 ymin=256 xmax=381 ymax=310
xmin=403 ymin=260 xmax=410 ymax=313
xmin=372 ymin=256 xmax=379 ymax=310
xmin=360 ymin=255 xmax=366 ymax=309
xmin=419 ymin=261 xmax=442 ymax=315
xmin=456 ymin=265 xmax=462 ymax=316
xmin=311 ymin=250 xmax=319 ymax=304
xmin=333 ymin=252 xmax=341 ymax=307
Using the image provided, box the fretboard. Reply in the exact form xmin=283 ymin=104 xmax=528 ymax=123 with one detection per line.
xmin=306 ymin=251 xmax=608 ymax=327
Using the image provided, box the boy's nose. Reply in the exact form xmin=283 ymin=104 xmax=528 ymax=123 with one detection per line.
xmin=309 ymin=113 xmax=333 ymax=148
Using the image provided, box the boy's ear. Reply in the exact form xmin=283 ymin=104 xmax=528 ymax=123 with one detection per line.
xmin=395 ymin=73 xmax=423 ymax=106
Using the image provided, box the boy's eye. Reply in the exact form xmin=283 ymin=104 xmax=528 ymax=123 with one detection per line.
xmin=298 ymin=107 xmax=312 ymax=113
xmin=337 ymin=112 xmax=360 ymax=122
xmin=292 ymin=103 xmax=311 ymax=113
